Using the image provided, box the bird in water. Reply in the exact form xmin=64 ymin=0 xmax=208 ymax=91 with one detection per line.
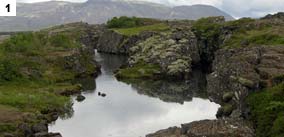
xmin=98 ymin=92 xmax=106 ymax=97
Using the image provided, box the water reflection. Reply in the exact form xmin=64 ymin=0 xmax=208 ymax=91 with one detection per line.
xmin=73 ymin=77 xmax=97 ymax=92
xmin=122 ymin=70 xmax=207 ymax=104
xmin=49 ymin=52 xmax=220 ymax=137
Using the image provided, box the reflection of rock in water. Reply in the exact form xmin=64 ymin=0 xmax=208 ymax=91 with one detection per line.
xmin=121 ymin=69 xmax=207 ymax=104
xmin=73 ymin=77 xmax=97 ymax=92
xmin=59 ymin=102 xmax=75 ymax=120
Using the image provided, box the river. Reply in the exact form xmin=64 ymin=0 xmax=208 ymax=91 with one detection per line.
xmin=49 ymin=52 xmax=220 ymax=137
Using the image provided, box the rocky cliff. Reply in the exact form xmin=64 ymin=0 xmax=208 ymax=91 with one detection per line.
xmin=103 ymin=13 xmax=284 ymax=137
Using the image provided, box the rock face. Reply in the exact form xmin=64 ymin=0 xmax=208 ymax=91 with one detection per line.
xmin=147 ymin=119 xmax=254 ymax=137
xmin=141 ymin=13 xmax=284 ymax=136
xmin=97 ymin=30 xmax=127 ymax=54
xmin=128 ymin=28 xmax=199 ymax=79
xmin=97 ymin=30 xmax=156 ymax=54
xmin=207 ymin=46 xmax=284 ymax=118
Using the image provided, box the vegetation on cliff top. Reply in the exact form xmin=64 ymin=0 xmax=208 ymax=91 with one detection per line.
xmin=223 ymin=18 xmax=284 ymax=48
xmin=107 ymin=16 xmax=169 ymax=36
xmin=106 ymin=16 xmax=161 ymax=29
xmin=113 ymin=23 xmax=170 ymax=36
xmin=191 ymin=16 xmax=284 ymax=49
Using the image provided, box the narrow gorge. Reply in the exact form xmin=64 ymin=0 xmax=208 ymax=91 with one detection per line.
xmin=1 ymin=12 xmax=284 ymax=137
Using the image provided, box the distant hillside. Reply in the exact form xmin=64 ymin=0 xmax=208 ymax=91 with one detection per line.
xmin=0 ymin=0 xmax=234 ymax=31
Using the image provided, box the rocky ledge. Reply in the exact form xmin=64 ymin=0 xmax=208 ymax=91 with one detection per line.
xmin=208 ymin=46 xmax=284 ymax=118
xmin=147 ymin=118 xmax=254 ymax=137
xmin=108 ymin=13 xmax=284 ymax=137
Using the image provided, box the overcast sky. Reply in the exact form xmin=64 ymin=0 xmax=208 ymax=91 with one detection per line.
xmin=16 ymin=0 xmax=284 ymax=18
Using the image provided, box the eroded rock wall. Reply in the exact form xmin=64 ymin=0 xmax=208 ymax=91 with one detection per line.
xmin=207 ymin=46 xmax=284 ymax=118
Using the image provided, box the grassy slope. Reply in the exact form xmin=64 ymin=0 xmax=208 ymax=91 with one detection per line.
xmin=0 ymin=29 xmax=97 ymax=135
xmin=223 ymin=19 xmax=284 ymax=48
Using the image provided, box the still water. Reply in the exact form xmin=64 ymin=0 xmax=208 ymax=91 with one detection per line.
xmin=49 ymin=52 xmax=220 ymax=137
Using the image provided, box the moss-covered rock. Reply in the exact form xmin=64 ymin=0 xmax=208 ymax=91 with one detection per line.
xmin=119 ymin=25 xmax=199 ymax=80
xmin=222 ymin=92 xmax=234 ymax=103
xmin=216 ymin=104 xmax=234 ymax=118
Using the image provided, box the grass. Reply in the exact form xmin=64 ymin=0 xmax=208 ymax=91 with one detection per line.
xmin=115 ymin=63 xmax=161 ymax=79
xmin=0 ymin=81 xmax=70 ymax=112
xmin=247 ymin=83 xmax=284 ymax=137
xmin=113 ymin=23 xmax=170 ymax=36
xmin=223 ymin=26 xmax=284 ymax=48
xmin=191 ymin=16 xmax=284 ymax=49
xmin=107 ymin=16 xmax=162 ymax=29
xmin=0 ymin=31 xmax=98 ymax=136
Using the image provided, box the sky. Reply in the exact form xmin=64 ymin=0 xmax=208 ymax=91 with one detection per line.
xmin=16 ymin=0 xmax=284 ymax=18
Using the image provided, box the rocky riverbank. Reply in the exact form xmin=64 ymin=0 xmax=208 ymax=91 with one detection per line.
xmin=0 ymin=23 xmax=101 ymax=137
xmin=146 ymin=13 xmax=284 ymax=137
xmin=93 ymin=14 xmax=284 ymax=136
xmin=1 ymin=12 xmax=284 ymax=137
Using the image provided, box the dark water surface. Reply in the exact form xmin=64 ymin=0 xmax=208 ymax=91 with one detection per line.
xmin=49 ymin=52 xmax=220 ymax=137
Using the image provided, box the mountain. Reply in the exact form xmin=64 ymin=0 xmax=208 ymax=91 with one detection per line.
xmin=0 ymin=0 xmax=234 ymax=31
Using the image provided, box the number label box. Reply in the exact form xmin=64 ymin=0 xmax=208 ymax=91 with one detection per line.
xmin=0 ymin=0 xmax=16 ymax=16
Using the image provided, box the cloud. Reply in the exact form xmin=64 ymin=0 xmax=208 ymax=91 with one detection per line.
xmin=137 ymin=0 xmax=284 ymax=18
xmin=16 ymin=0 xmax=284 ymax=18
xmin=220 ymin=0 xmax=284 ymax=18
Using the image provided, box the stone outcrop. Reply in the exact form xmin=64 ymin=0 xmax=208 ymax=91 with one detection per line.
xmin=128 ymin=28 xmax=199 ymax=79
xmin=147 ymin=119 xmax=254 ymax=137
xmin=97 ymin=30 xmax=155 ymax=54
xmin=262 ymin=12 xmax=284 ymax=20
xmin=97 ymin=30 xmax=127 ymax=54
xmin=63 ymin=47 xmax=101 ymax=78
xmin=207 ymin=46 xmax=284 ymax=118
xmin=80 ymin=24 xmax=106 ymax=49
xmin=144 ymin=13 xmax=284 ymax=136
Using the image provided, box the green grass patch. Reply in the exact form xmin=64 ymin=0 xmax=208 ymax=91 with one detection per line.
xmin=247 ymin=83 xmax=284 ymax=137
xmin=115 ymin=63 xmax=161 ymax=79
xmin=0 ymin=81 xmax=71 ymax=112
xmin=113 ymin=23 xmax=170 ymax=36
xmin=223 ymin=26 xmax=284 ymax=48
xmin=106 ymin=16 xmax=162 ymax=29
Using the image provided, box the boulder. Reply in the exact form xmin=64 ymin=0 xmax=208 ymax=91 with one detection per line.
xmin=76 ymin=94 xmax=86 ymax=102
xmin=32 ymin=122 xmax=48 ymax=133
